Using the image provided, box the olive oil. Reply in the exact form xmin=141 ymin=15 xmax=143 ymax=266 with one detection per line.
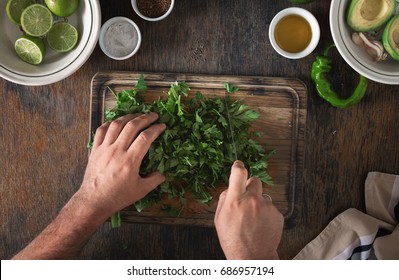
xmin=274 ymin=14 xmax=312 ymax=53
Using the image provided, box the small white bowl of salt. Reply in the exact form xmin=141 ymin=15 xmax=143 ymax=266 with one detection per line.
xmin=99 ymin=17 xmax=141 ymax=60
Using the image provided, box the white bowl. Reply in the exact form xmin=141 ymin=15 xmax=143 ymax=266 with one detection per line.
xmin=269 ymin=7 xmax=320 ymax=59
xmin=330 ymin=0 xmax=399 ymax=85
xmin=131 ymin=0 xmax=174 ymax=22
xmin=99 ymin=17 xmax=141 ymax=60
xmin=0 ymin=0 xmax=101 ymax=86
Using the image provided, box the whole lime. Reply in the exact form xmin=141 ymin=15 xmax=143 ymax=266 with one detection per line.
xmin=44 ymin=0 xmax=79 ymax=17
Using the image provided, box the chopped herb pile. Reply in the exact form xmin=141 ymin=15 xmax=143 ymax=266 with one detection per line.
xmin=96 ymin=75 xmax=274 ymax=227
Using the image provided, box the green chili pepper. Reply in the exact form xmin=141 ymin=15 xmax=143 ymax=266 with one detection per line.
xmin=311 ymin=44 xmax=368 ymax=108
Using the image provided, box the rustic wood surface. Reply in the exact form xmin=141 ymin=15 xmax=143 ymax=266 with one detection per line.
xmin=1 ymin=0 xmax=399 ymax=260
xmin=91 ymin=72 xmax=307 ymax=226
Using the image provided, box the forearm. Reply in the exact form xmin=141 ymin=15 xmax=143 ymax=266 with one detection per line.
xmin=12 ymin=114 xmax=166 ymax=259
xmin=12 ymin=190 xmax=108 ymax=260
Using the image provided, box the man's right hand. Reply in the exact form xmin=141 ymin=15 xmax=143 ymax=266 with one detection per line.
xmin=214 ymin=160 xmax=284 ymax=260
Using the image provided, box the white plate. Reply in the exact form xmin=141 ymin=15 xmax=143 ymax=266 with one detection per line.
xmin=330 ymin=0 xmax=399 ymax=85
xmin=0 ymin=0 xmax=101 ymax=86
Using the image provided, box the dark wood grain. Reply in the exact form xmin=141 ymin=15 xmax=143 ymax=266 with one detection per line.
xmin=90 ymin=71 xmax=307 ymax=226
xmin=1 ymin=0 xmax=399 ymax=260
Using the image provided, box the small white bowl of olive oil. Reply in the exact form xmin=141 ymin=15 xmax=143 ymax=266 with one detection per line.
xmin=269 ymin=7 xmax=320 ymax=59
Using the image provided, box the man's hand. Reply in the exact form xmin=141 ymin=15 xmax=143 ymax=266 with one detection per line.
xmin=79 ymin=113 xmax=166 ymax=220
xmin=214 ymin=160 xmax=284 ymax=260
xmin=13 ymin=113 xmax=166 ymax=259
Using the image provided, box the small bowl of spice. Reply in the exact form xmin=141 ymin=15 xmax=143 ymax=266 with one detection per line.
xmin=132 ymin=0 xmax=174 ymax=21
xmin=269 ymin=7 xmax=320 ymax=59
xmin=99 ymin=17 xmax=141 ymax=60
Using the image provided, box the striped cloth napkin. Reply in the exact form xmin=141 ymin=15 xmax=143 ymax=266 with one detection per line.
xmin=294 ymin=172 xmax=399 ymax=260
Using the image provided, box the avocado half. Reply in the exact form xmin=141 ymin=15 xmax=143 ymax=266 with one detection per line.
xmin=383 ymin=15 xmax=399 ymax=60
xmin=347 ymin=0 xmax=397 ymax=32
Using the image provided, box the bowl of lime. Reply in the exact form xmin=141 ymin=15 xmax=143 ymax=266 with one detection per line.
xmin=0 ymin=0 xmax=101 ymax=86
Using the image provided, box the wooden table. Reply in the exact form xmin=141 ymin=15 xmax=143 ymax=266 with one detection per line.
xmin=1 ymin=0 xmax=398 ymax=260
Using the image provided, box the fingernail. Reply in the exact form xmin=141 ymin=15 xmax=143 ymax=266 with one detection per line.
xmin=149 ymin=112 xmax=159 ymax=117
xmin=234 ymin=160 xmax=245 ymax=168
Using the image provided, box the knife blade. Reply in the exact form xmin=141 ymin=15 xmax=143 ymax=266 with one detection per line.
xmin=224 ymin=92 xmax=238 ymax=161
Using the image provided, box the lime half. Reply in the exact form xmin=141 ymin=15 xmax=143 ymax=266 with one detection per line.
xmin=6 ymin=0 xmax=35 ymax=25
xmin=21 ymin=4 xmax=53 ymax=37
xmin=15 ymin=35 xmax=46 ymax=65
xmin=47 ymin=22 xmax=79 ymax=52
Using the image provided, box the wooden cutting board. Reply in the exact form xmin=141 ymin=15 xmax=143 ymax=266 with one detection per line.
xmin=90 ymin=72 xmax=307 ymax=227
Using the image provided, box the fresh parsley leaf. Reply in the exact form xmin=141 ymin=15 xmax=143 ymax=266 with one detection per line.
xmin=224 ymin=82 xmax=239 ymax=93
